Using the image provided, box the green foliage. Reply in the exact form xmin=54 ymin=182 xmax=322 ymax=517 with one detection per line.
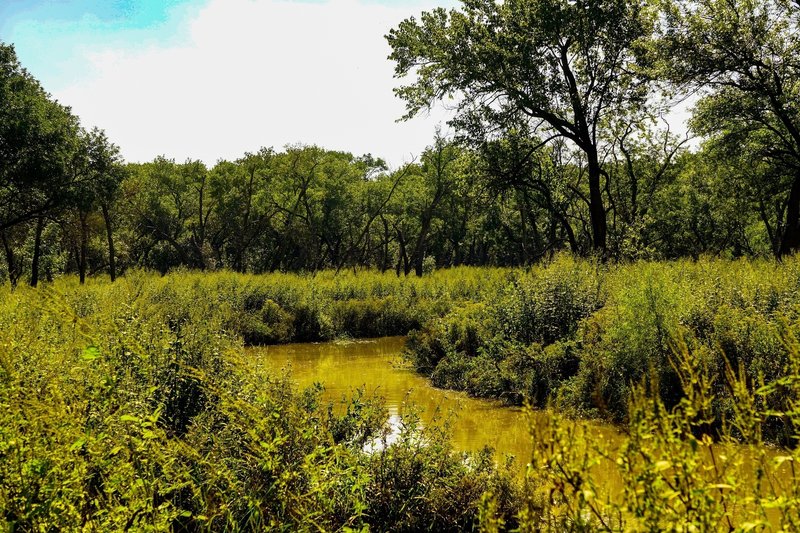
xmin=363 ymin=412 xmax=519 ymax=532
xmin=0 ymin=43 xmax=82 ymax=233
xmin=498 ymin=256 xmax=604 ymax=345
xmin=387 ymin=0 xmax=658 ymax=252
xmin=5 ymin=261 xmax=800 ymax=529
xmin=0 ymin=272 xmax=519 ymax=531
xmin=405 ymin=256 xmax=800 ymax=434
xmin=655 ymin=0 xmax=800 ymax=256
xmin=485 ymin=334 xmax=800 ymax=531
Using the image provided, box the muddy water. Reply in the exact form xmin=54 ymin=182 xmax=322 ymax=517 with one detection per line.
xmin=252 ymin=336 xmax=793 ymax=526
xmin=253 ymin=336 xmax=620 ymax=473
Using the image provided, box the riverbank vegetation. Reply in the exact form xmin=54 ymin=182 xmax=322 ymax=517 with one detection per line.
xmin=495 ymin=333 xmax=800 ymax=531
xmin=4 ymin=0 xmax=800 ymax=528
xmin=4 ymin=266 xmax=800 ymax=530
xmin=4 ymin=256 xmax=796 ymax=435
xmin=406 ymin=256 xmax=800 ymax=440
xmin=0 ymin=275 xmax=520 ymax=530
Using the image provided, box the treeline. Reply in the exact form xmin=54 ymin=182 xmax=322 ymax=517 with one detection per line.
xmin=2 ymin=0 xmax=800 ymax=283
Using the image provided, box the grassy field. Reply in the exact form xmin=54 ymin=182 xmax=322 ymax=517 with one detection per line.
xmin=3 ymin=258 xmax=800 ymax=530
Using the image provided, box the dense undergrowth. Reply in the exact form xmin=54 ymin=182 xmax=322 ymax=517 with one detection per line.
xmin=406 ymin=256 xmax=800 ymax=441
xmin=0 ymin=275 xmax=518 ymax=531
xmin=484 ymin=333 xmax=800 ymax=531
xmin=4 ymin=258 xmax=800 ymax=530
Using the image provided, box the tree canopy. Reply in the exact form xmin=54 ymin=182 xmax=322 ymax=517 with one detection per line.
xmin=387 ymin=0 xmax=657 ymax=254
xmin=2 ymin=0 xmax=800 ymax=284
xmin=656 ymin=0 xmax=800 ymax=254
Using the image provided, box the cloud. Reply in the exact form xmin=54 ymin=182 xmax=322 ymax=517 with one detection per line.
xmin=52 ymin=0 xmax=456 ymax=168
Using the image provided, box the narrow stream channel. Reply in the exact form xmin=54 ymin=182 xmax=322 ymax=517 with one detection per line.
xmin=252 ymin=336 xmax=619 ymax=474
xmin=252 ymin=336 xmax=792 ymax=527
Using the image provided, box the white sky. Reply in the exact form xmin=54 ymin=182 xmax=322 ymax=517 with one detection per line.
xmin=51 ymin=0 xmax=458 ymax=168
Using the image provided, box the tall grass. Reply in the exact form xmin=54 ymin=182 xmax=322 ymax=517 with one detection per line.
xmin=0 ymin=274 xmax=517 ymax=531
xmin=4 ymin=259 xmax=800 ymax=530
xmin=406 ymin=255 xmax=800 ymax=438
xmin=480 ymin=334 xmax=800 ymax=531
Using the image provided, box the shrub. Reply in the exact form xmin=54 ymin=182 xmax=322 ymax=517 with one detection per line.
xmin=405 ymin=256 xmax=800 ymax=433
xmin=0 ymin=273 xmax=520 ymax=531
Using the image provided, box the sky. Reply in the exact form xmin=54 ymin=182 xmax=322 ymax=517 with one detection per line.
xmin=1 ymin=0 xmax=459 ymax=168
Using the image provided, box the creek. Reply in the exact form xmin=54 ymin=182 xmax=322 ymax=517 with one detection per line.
xmin=253 ymin=336 xmax=620 ymax=477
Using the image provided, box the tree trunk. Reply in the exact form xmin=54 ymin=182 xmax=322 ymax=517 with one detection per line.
xmin=412 ymin=213 xmax=434 ymax=277
xmin=556 ymin=211 xmax=578 ymax=254
xmin=79 ymin=211 xmax=88 ymax=284
xmin=101 ymin=203 xmax=116 ymax=281
xmin=518 ymin=190 xmax=529 ymax=263
xmin=396 ymin=229 xmax=410 ymax=276
xmin=233 ymin=248 xmax=244 ymax=273
xmin=30 ymin=216 xmax=45 ymax=287
xmin=380 ymin=216 xmax=391 ymax=272
xmin=1 ymin=230 xmax=18 ymax=287
xmin=779 ymin=173 xmax=800 ymax=257
xmin=587 ymin=152 xmax=607 ymax=255
xmin=758 ymin=199 xmax=779 ymax=256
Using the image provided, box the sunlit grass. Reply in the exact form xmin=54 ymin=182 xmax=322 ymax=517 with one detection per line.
xmin=3 ymin=257 xmax=800 ymax=530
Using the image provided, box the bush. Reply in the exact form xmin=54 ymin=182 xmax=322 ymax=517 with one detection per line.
xmin=405 ymin=256 xmax=800 ymax=434
xmin=0 ymin=273 xmax=520 ymax=531
xmin=489 ymin=335 xmax=800 ymax=532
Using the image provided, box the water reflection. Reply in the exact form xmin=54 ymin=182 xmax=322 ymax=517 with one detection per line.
xmin=253 ymin=336 xmax=790 ymax=526
xmin=253 ymin=336 xmax=611 ymax=469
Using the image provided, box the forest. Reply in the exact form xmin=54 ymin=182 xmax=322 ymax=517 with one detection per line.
xmin=1 ymin=0 xmax=800 ymax=283
xmin=3 ymin=0 xmax=800 ymax=531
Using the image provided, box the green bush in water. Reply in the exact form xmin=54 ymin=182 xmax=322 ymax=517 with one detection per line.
xmin=405 ymin=255 xmax=800 ymax=436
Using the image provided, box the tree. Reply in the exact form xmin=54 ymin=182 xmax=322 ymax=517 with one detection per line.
xmin=209 ymin=149 xmax=277 ymax=272
xmin=410 ymin=137 xmax=463 ymax=275
xmin=85 ymin=128 xmax=125 ymax=281
xmin=123 ymin=158 xmax=212 ymax=272
xmin=387 ymin=0 xmax=655 ymax=254
xmin=657 ymin=0 xmax=800 ymax=256
xmin=603 ymin=120 xmax=689 ymax=258
xmin=479 ymin=129 xmax=583 ymax=257
xmin=1 ymin=42 xmax=81 ymax=283
xmin=264 ymin=146 xmax=371 ymax=271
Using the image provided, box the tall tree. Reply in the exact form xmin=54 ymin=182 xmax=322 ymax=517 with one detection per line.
xmin=0 ymin=43 xmax=81 ymax=238
xmin=210 ymin=149 xmax=277 ymax=272
xmin=124 ymin=158 xmax=210 ymax=272
xmin=83 ymin=128 xmax=125 ymax=282
xmin=387 ymin=0 xmax=655 ymax=254
xmin=410 ymin=137 xmax=463 ymax=276
xmin=657 ymin=0 xmax=800 ymax=255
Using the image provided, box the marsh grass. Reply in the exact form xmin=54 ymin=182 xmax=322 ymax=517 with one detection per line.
xmin=407 ymin=255 xmax=800 ymax=436
xmin=0 ymin=273 xmax=517 ymax=531
xmin=4 ymin=259 xmax=800 ymax=530
xmin=481 ymin=332 xmax=800 ymax=531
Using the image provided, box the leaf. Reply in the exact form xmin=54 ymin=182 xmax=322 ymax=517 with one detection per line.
xmin=707 ymin=483 xmax=734 ymax=490
xmin=655 ymin=460 xmax=672 ymax=472
xmin=120 ymin=414 xmax=139 ymax=423
xmin=82 ymin=345 xmax=101 ymax=362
